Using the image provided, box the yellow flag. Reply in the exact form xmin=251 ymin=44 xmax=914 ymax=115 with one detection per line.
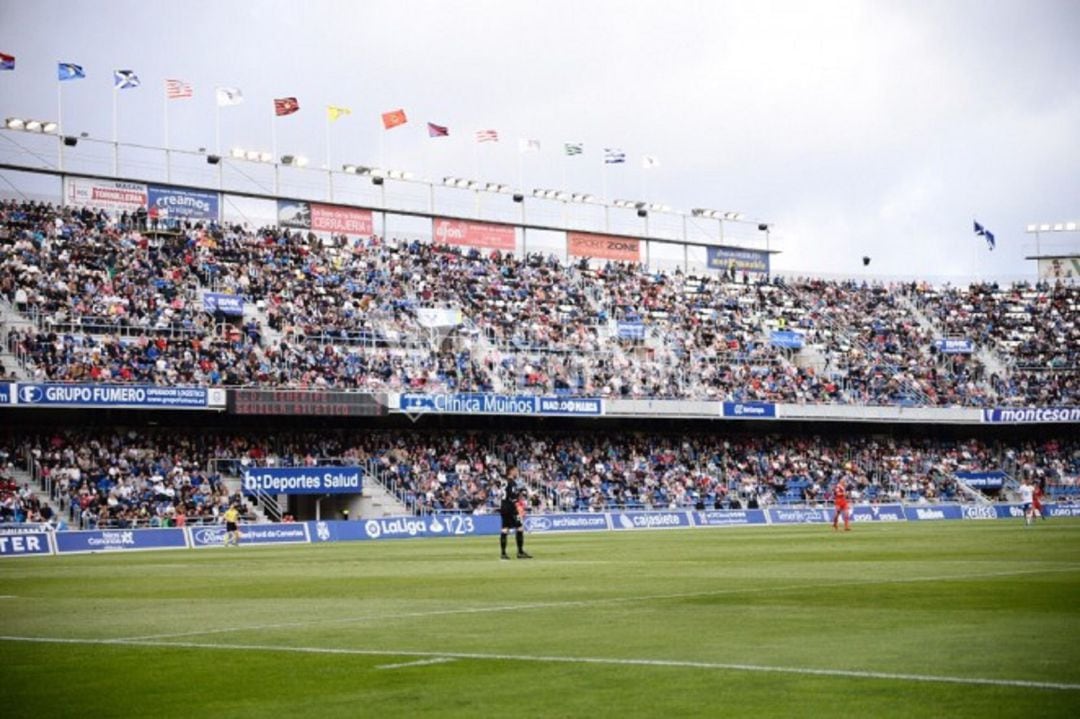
xmin=327 ymin=105 xmax=352 ymax=122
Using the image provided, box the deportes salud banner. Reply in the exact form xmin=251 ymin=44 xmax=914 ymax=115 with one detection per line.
xmin=242 ymin=466 xmax=363 ymax=495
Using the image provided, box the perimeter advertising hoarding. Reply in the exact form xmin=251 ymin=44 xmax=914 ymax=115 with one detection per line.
xmin=691 ymin=509 xmax=768 ymax=526
xmin=0 ymin=531 xmax=53 ymax=557
xmin=848 ymin=504 xmax=906 ymax=522
xmin=609 ymin=511 xmax=693 ymax=530
xmin=766 ymin=507 xmax=832 ymax=524
xmin=309 ymin=515 xmax=501 ymax=542
xmin=229 ymin=390 xmax=384 ymax=416
xmin=64 ymin=177 xmax=148 ymax=214
xmin=399 ymin=393 xmax=602 ymax=417
xmin=706 ymin=246 xmax=770 ymax=274
xmin=566 ymin=232 xmax=642 ymax=262
xmin=433 ymin=218 xmax=516 ymax=250
xmin=54 ymin=528 xmax=188 ymax=554
xmin=523 ymin=514 xmax=611 ymax=533
xmin=188 ymin=523 xmax=310 ymax=548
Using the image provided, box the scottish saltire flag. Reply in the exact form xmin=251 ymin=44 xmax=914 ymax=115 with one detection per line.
xmin=518 ymin=138 xmax=540 ymax=153
xmin=215 ymin=87 xmax=243 ymax=106
xmin=604 ymin=148 xmax=626 ymax=164
xmin=427 ymin=122 xmax=449 ymax=137
xmin=564 ymin=142 xmax=584 ymax=156
xmin=974 ymin=220 xmax=996 ymax=250
xmin=113 ymin=70 xmax=140 ymax=89
xmin=165 ymin=79 xmax=193 ymax=99
xmin=0 ymin=53 xmax=14 ymax=71
xmin=58 ymin=62 xmax=85 ymax=81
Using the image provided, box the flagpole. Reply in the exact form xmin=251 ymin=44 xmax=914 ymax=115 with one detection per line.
xmin=112 ymin=87 xmax=119 ymax=176
xmin=56 ymin=78 xmax=64 ymax=172
xmin=271 ymin=113 xmax=279 ymax=195
xmin=325 ymin=111 xmax=332 ymax=201
xmin=163 ymin=83 xmax=171 ymax=183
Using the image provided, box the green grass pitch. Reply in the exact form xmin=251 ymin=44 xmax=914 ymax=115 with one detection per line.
xmin=2 ymin=520 xmax=1079 ymax=718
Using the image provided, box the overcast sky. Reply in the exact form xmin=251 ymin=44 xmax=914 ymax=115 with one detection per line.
xmin=2 ymin=0 xmax=1078 ymax=281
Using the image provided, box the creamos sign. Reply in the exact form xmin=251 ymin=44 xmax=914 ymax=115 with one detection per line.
xmin=433 ymin=218 xmax=516 ymax=250
xmin=566 ymin=232 xmax=641 ymax=262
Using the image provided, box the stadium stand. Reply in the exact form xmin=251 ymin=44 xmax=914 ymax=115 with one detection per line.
xmin=2 ymin=199 xmax=1077 ymax=407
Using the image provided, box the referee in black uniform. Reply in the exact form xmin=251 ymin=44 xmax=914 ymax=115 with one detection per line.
xmin=500 ymin=469 xmax=532 ymax=560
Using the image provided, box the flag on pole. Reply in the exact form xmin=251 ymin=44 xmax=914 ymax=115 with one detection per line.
xmin=327 ymin=105 xmax=351 ymax=121
xmin=973 ymin=220 xmax=996 ymax=250
xmin=518 ymin=138 xmax=541 ymax=153
xmin=165 ymin=79 xmax=193 ymax=99
xmin=604 ymin=148 xmax=626 ymax=164
xmin=564 ymin=142 xmax=584 ymax=156
xmin=274 ymin=97 xmax=300 ymax=116
xmin=216 ymin=87 xmax=243 ymax=106
xmin=0 ymin=53 xmax=14 ymax=71
xmin=427 ymin=122 xmax=449 ymax=137
xmin=475 ymin=129 xmax=499 ymax=143
xmin=113 ymin=70 xmax=140 ymax=90
xmin=642 ymin=155 xmax=659 ymax=169
xmin=58 ymin=62 xmax=85 ymax=81
xmin=382 ymin=108 xmax=407 ymax=129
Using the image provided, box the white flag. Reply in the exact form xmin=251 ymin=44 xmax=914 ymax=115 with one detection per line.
xmin=216 ymin=86 xmax=244 ymax=107
xmin=518 ymin=138 xmax=541 ymax=153
xmin=642 ymin=155 xmax=660 ymax=169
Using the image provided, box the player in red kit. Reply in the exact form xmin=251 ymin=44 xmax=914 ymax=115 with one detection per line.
xmin=832 ymin=480 xmax=851 ymax=531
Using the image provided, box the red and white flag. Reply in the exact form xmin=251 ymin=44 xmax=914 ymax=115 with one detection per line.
xmin=165 ymin=79 xmax=193 ymax=99
xmin=274 ymin=97 xmax=300 ymax=116
xmin=475 ymin=129 xmax=499 ymax=143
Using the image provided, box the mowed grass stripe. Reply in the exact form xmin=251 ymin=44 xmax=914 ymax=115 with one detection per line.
xmin=2 ymin=634 xmax=1079 ymax=691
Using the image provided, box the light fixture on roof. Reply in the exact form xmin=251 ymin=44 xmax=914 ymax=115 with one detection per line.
xmin=5 ymin=117 xmax=58 ymax=134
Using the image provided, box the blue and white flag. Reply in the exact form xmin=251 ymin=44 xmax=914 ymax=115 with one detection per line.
xmin=604 ymin=148 xmax=626 ymax=164
xmin=113 ymin=69 xmax=140 ymax=90
xmin=58 ymin=62 xmax=85 ymax=81
xmin=973 ymin=220 xmax=995 ymax=250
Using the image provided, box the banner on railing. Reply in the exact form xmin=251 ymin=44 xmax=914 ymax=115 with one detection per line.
xmin=770 ymin=330 xmax=804 ymax=349
xmin=981 ymin=407 xmax=1080 ymax=423
xmin=954 ymin=471 xmax=1006 ymax=489
xmin=399 ymin=393 xmax=603 ymax=417
xmin=721 ymin=402 xmax=776 ymax=419
xmin=566 ymin=232 xmax=642 ymax=262
xmin=203 ymin=292 xmax=244 ymax=316
xmin=242 ymin=466 xmax=362 ymax=495
xmin=64 ymin=177 xmax=147 ymax=213
xmin=934 ymin=338 xmax=974 ymax=354
xmin=706 ymin=246 xmax=770 ymax=275
xmin=14 ymin=383 xmax=217 ymax=410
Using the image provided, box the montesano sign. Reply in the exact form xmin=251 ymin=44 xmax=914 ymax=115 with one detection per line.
xmin=432 ymin=218 xmax=516 ymax=250
xmin=567 ymin=232 xmax=642 ymax=262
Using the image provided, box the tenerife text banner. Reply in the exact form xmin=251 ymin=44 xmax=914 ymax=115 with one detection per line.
xmin=433 ymin=218 xmax=516 ymax=250
xmin=399 ymin=393 xmax=603 ymax=416
xmin=243 ymin=466 xmax=362 ymax=495
xmin=0 ymin=529 xmax=53 ymax=557
xmin=566 ymin=232 xmax=642 ymax=262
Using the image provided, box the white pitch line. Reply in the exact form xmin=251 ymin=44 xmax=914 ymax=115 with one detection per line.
xmin=1 ymin=635 xmax=1077 ymax=692
xmin=116 ymin=564 xmax=1078 ymax=642
xmin=376 ymin=657 xmax=456 ymax=670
